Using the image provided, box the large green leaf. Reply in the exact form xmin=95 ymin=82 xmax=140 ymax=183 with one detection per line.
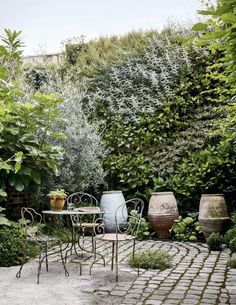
xmin=31 ymin=170 xmax=41 ymax=184
xmin=49 ymin=132 xmax=67 ymax=140
xmin=14 ymin=162 xmax=21 ymax=173
xmin=192 ymin=23 xmax=208 ymax=31
xmin=0 ymin=190 xmax=7 ymax=197
xmin=220 ymin=13 xmax=236 ymax=23
xmin=15 ymin=181 xmax=24 ymax=192
xmin=0 ymin=66 xmax=7 ymax=81
xmin=0 ymin=217 xmax=11 ymax=226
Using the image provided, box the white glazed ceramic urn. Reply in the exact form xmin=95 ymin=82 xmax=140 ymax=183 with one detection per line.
xmin=100 ymin=191 xmax=127 ymax=233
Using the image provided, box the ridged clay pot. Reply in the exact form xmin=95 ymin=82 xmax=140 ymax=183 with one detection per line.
xmin=198 ymin=194 xmax=229 ymax=239
xmin=148 ymin=192 xmax=179 ymax=239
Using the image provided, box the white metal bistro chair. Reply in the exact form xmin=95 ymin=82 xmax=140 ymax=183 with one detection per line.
xmin=89 ymin=198 xmax=144 ymax=281
xmin=16 ymin=207 xmax=69 ymax=284
xmin=66 ymin=192 xmax=100 ymax=254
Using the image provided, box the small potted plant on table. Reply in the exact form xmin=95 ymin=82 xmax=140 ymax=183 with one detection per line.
xmin=48 ymin=189 xmax=67 ymax=211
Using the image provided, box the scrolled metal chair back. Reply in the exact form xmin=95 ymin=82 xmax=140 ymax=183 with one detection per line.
xmin=115 ymin=198 xmax=144 ymax=236
xmin=66 ymin=192 xmax=98 ymax=207
xmin=20 ymin=207 xmax=43 ymax=237
xmin=67 ymin=192 xmax=98 ymax=225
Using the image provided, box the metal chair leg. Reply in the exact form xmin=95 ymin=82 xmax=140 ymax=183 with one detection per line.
xmin=16 ymin=238 xmax=28 ymax=279
xmin=16 ymin=264 xmax=23 ymax=279
xmin=111 ymin=241 xmax=115 ymax=270
xmin=132 ymin=239 xmax=136 ymax=258
xmin=115 ymin=241 xmax=118 ymax=282
xmin=45 ymin=244 xmax=49 ymax=272
xmin=37 ymin=251 xmax=43 ymax=284
xmin=89 ymin=240 xmax=97 ymax=275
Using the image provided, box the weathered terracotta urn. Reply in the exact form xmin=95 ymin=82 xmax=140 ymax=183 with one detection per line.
xmin=198 ymin=194 xmax=229 ymax=238
xmin=148 ymin=192 xmax=179 ymax=239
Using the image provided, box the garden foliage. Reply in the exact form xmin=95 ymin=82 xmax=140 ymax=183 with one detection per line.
xmin=23 ymin=65 xmax=106 ymax=194
xmin=1 ymin=0 xmax=236 ymax=218
xmin=124 ymin=210 xmax=153 ymax=240
xmin=0 ymin=30 xmax=66 ymax=202
xmin=0 ymin=207 xmax=38 ymax=267
xmin=206 ymin=232 xmax=223 ymax=251
xmin=82 ymin=24 xmax=234 ymax=212
xmin=128 ymin=249 xmax=172 ymax=270
xmin=170 ymin=213 xmax=202 ymax=241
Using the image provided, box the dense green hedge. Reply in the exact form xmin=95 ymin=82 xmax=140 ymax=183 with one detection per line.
xmin=0 ymin=226 xmax=38 ymax=267
xmin=82 ymin=29 xmax=234 ymax=212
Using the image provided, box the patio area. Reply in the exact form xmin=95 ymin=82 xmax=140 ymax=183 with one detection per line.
xmin=1 ymin=239 xmax=236 ymax=305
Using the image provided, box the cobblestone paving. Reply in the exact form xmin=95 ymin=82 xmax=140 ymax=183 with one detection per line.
xmin=72 ymin=239 xmax=236 ymax=305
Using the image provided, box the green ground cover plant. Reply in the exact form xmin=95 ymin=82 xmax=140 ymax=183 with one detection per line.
xmin=0 ymin=226 xmax=39 ymax=267
xmin=43 ymin=225 xmax=73 ymax=243
xmin=128 ymin=249 xmax=172 ymax=270
xmin=231 ymin=211 xmax=236 ymax=226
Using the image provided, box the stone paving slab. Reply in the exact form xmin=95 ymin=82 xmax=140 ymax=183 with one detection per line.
xmin=0 ymin=239 xmax=235 ymax=305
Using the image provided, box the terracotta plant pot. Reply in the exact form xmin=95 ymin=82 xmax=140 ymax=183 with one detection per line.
xmin=50 ymin=197 xmax=65 ymax=211
xmin=198 ymin=194 xmax=229 ymax=239
xmin=148 ymin=192 xmax=179 ymax=239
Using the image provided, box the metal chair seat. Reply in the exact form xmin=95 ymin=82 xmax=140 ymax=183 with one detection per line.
xmin=95 ymin=233 xmax=135 ymax=242
xmin=73 ymin=222 xmax=99 ymax=229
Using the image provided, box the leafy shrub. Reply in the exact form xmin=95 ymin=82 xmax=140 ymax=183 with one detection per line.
xmin=28 ymin=66 xmax=106 ymax=195
xmin=64 ymin=30 xmax=159 ymax=78
xmin=224 ymin=228 xmax=236 ymax=247
xmin=228 ymin=257 xmax=236 ymax=268
xmin=86 ymin=27 xmax=234 ymax=211
xmin=128 ymin=249 xmax=172 ymax=270
xmin=207 ymin=233 xmax=223 ymax=251
xmin=0 ymin=226 xmax=38 ymax=267
xmin=0 ymin=207 xmax=11 ymax=226
xmin=124 ymin=210 xmax=153 ymax=240
xmin=229 ymin=237 xmax=236 ymax=253
xmin=230 ymin=212 xmax=236 ymax=227
xmin=43 ymin=225 xmax=73 ymax=243
xmin=170 ymin=214 xmax=202 ymax=242
xmin=0 ymin=81 xmax=66 ymax=200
